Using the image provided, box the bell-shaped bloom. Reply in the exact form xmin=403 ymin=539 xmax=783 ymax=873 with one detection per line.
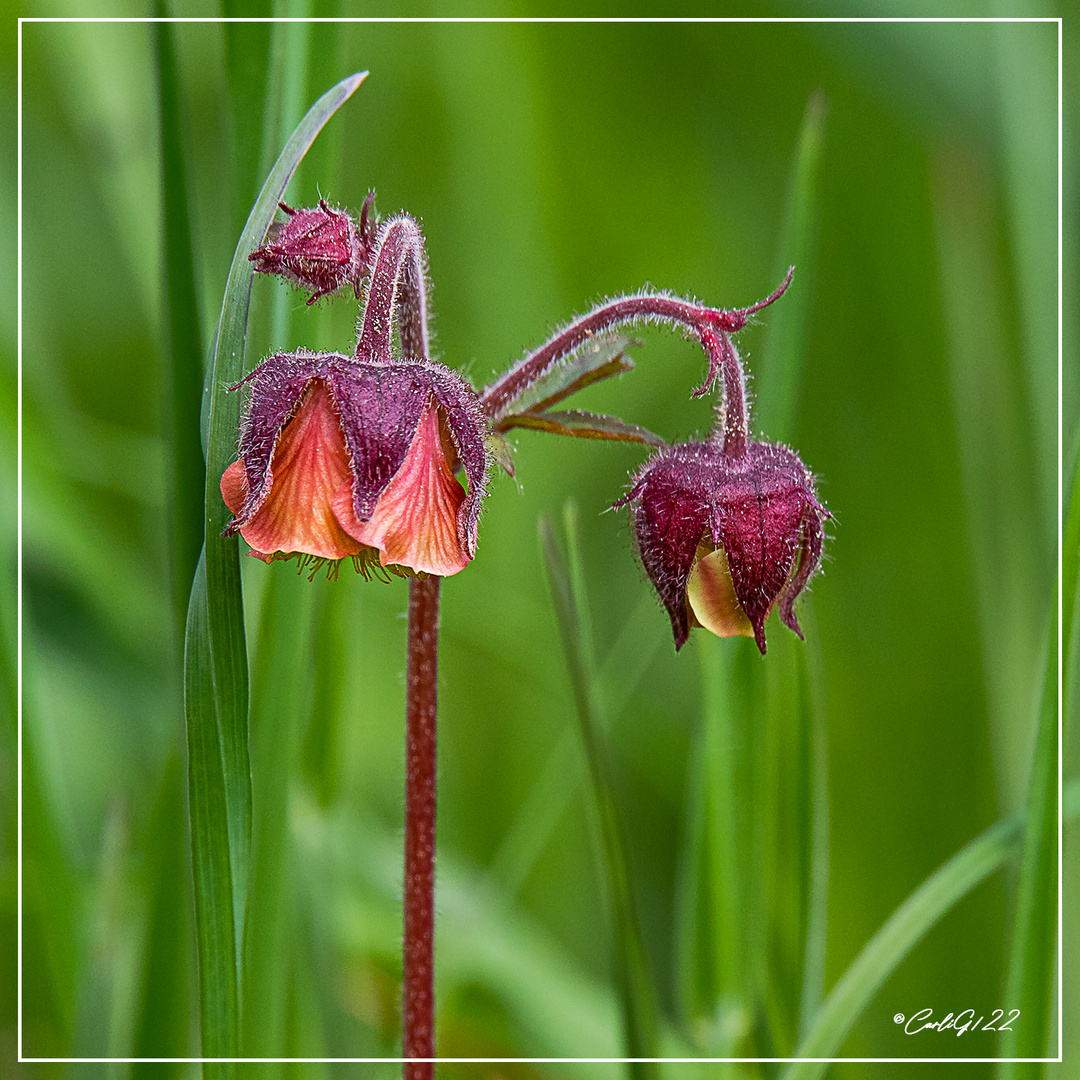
xmin=221 ymin=349 xmax=490 ymax=577
xmin=248 ymin=194 xmax=375 ymax=305
xmin=617 ymin=439 xmax=826 ymax=653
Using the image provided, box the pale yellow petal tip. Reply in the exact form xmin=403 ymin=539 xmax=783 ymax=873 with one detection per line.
xmin=339 ymin=399 xmax=471 ymax=577
xmin=686 ymin=544 xmax=755 ymax=641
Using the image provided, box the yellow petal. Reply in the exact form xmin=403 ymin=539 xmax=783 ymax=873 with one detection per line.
xmin=337 ymin=398 xmax=470 ymax=577
xmin=686 ymin=543 xmax=755 ymax=640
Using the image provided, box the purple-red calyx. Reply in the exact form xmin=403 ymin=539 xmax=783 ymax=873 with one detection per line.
xmin=616 ymin=439 xmax=826 ymax=653
xmin=578 ymin=271 xmax=826 ymax=654
xmin=249 ymin=193 xmax=376 ymax=305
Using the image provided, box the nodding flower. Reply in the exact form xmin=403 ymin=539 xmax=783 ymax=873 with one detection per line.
xmin=221 ymin=350 xmax=490 ymax=577
xmin=227 ymin=208 xmax=490 ymax=578
xmin=610 ymin=273 xmax=827 ymax=653
xmin=617 ymin=438 xmax=826 ymax=653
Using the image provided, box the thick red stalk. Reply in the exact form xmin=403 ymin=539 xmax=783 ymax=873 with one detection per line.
xmin=404 ymin=573 xmax=440 ymax=1078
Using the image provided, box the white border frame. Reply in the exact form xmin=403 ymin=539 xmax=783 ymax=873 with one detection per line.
xmin=14 ymin=12 xmax=1062 ymax=1067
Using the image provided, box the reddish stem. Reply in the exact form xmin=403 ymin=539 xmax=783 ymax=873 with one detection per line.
xmin=404 ymin=573 xmax=440 ymax=1079
xmin=357 ymin=214 xmax=432 ymax=363
xmin=701 ymin=327 xmax=748 ymax=459
xmin=479 ymin=268 xmax=792 ymax=421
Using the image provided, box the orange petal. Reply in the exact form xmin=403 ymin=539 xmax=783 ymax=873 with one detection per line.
xmin=221 ymin=459 xmax=249 ymax=515
xmin=686 ymin=543 xmax=755 ymax=640
xmin=335 ymin=399 xmax=470 ymax=576
xmin=227 ymin=379 xmax=365 ymax=562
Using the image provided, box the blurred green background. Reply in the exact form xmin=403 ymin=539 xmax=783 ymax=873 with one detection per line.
xmin=6 ymin=7 xmax=1073 ymax=1079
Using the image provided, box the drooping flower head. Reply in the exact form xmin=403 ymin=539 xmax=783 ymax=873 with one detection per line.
xmin=221 ymin=350 xmax=489 ymax=576
xmin=607 ymin=273 xmax=827 ymax=653
xmin=225 ymin=208 xmax=490 ymax=577
xmin=617 ymin=438 xmax=826 ymax=653
xmin=248 ymin=193 xmax=376 ymax=305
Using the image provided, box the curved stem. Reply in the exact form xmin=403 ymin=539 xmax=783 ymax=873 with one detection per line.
xmin=404 ymin=573 xmax=440 ymax=1078
xmin=480 ymin=269 xmax=793 ymax=423
xmin=357 ymin=213 xmax=432 ymax=363
xmin=702 ymin=328 xmax=748 ymax=459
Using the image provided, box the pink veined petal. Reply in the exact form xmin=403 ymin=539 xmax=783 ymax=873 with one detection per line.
xmin=685 ymin=543 xmax=755 ymax=641
xmin=221 ymin=379 xmax=365 ymax=562
xmin=334 ymin=399 xmax=470 ymax=576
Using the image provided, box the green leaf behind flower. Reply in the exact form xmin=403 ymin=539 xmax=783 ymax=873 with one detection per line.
xmin=183 ymin=70 xmax=366 ymax=1063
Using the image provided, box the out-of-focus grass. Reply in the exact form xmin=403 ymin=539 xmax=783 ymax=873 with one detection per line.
xmin=14 ymin=14 xmax=1062 ymax=1076
xmin=540 ymin=504 xmax=661 ymax=1073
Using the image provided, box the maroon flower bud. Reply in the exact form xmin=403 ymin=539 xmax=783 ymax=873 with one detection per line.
xmin=583 ymin=269 xmax=829 ymax=654
xmin=616 ymin=439 xmax=826 ymax=653
xmin=221 ymin=349 xmax=490 ymax=577
xmin=248 ymin=193 xmax=376 ymax=305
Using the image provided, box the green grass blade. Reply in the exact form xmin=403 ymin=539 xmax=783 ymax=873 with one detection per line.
xmin=184 ymin=552 xmax=240 ymax=1062
xmin=223 ymin=7 xmax=273 ymax=241
xmin=154 ymin=10 xmax=205 ymax=644
xmin=19 ymin=706 xmax=80 ymax=1056
xmin=1064 ymin=436 xmax=1080 ymax=758
xmin=131 ymin=752 xmax=192 ymax=1065
xmin=702 ymin=635 xmax=764 ymax=1053
xmin=781 ymin=777 xmax=1080 ymax=1079
xmin=185 ymin=71 xmax=366 ymax=1061
xmin=796 ymin=600 xmax=830 ymax=1043
xmin=539 ymin=506 xmax=661 ymax=1075
xmin=204 ymin=65 xmax=367 ymax=926
xmin=933 ymin=145 xmax=1047 ymax=811
xmin=760 ymin=630 xmax=810 ymax=1056
xmin=1063 ymin=446 xmax=1080 ymax=1075
xmin=755 ymin=89 xmax=828 ymax=442
xmin=129 ymin=15 xmax=201 ymax=1068
xmin=991 ymin=20 xmax=1057 ymax=539
xmin=997 ymin=611 xmax=1059 ymax=1070
xmin=673 ymin=705 xmax=712 ymax=1033
xmin=241 ymin=571 xmax=315 ymax=1059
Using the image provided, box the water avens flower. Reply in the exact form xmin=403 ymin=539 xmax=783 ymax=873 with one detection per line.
xmin=617 ymin=438 xmax=826 ymax=653
xmin=221 ymin=349 xmax=489 ymax=577
xmin=222 ymin=139 xmax=829 ymax=1079
xmin=479 ymin=264 xmax=826 ymax=653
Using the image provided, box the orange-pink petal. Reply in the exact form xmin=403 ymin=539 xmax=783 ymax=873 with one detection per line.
xmin=333 ymin=399 xmax=470 ymax=576
xmin=686 ymin=543 xmax=755 ymax=641
xmin=220 ymin=379 xmax=365 ymax=562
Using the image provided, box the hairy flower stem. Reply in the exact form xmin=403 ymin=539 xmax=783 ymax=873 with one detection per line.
xmin=404 ymin=573 xmax=440 ymax=1077
xmin=480 ymin=269 xmax=793 ymax=425
xmin=357 ymin=214 xmax=431 ymax=362
xmin=702 ymin=327 xmax=749 ymax=460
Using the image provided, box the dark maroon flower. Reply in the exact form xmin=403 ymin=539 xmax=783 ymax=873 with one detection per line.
xmin=221 ymin=349 xmax=490 ymax=576
xmin=574 ymin=269 xmax=830 ymax=653
xmin=249 ymin=193 xmax=376 ymax=304
xmin=617 ymin=439 xmax=826 ymax=653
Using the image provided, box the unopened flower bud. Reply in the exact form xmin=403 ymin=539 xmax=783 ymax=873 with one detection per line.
xmin=617 ymin=439 xmax=826 ymax=653
xmin=249 ymin=193 xmax=376 ymax=305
